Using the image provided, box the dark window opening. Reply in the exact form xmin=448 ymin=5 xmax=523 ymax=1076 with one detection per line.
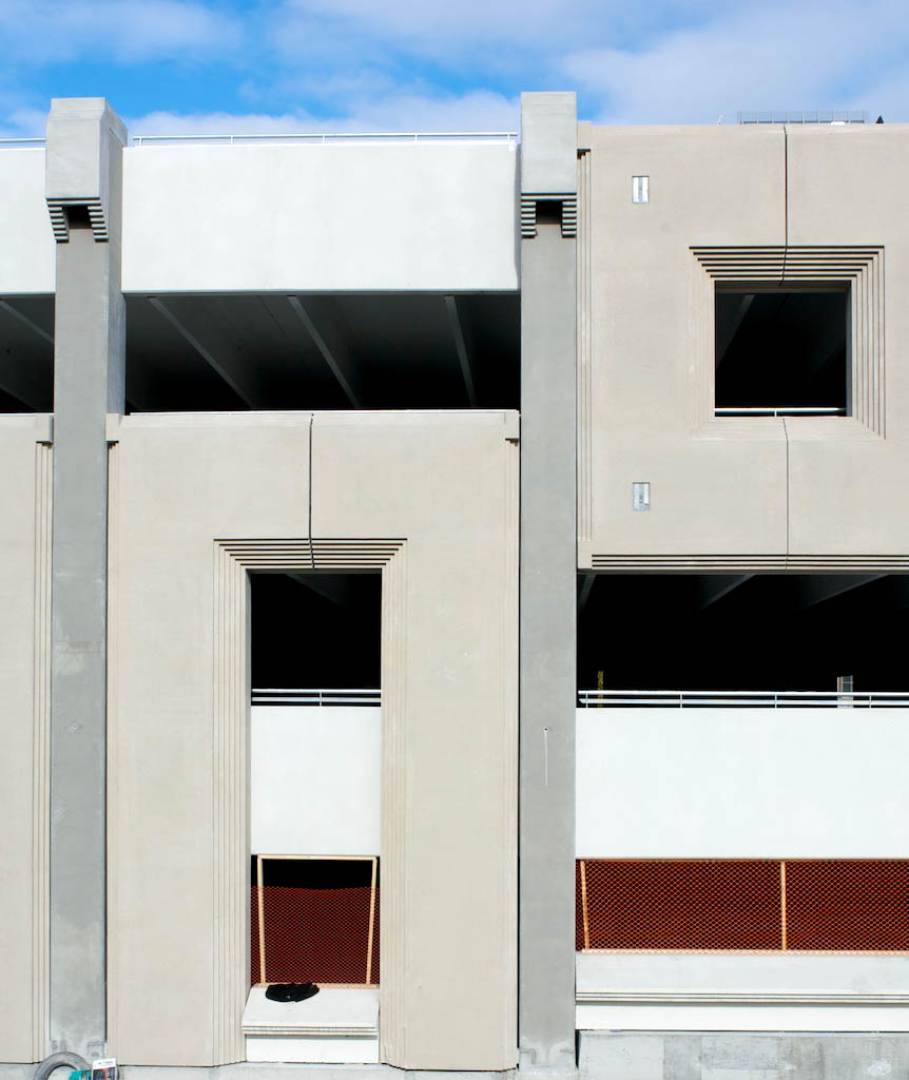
xmin=250 ymin=572 xmax=381 ymax=691
xmin=579 ymin=573 xmax=908 ymax=693
xmin=0 ymin=297 xmax=54 ymax=413
xmin=715 ymin=287 xmax=848 ymax=416
xmin=249 ymin=574 xmax=382 ymax=989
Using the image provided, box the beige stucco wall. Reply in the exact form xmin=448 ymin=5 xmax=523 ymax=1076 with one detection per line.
xmin=785 ymin=125 xmax=909 ymax=555
xmin=580 ymin=122 xmax=909 ymax=564
xmin=0 ymin=417 xmax=50 ymax=1062
xmin=107 ymin=410 xmax=518 ymax=1070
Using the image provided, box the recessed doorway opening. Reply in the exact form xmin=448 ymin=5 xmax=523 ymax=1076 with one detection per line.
xmin=246 ymin=571 xmax=382 ymax=1063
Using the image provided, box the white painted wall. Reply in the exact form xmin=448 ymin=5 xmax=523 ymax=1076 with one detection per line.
xmin=251 ymin=705 xmax=380 ymax=856
xmin=579 ymin=950 xmax=909 ymax=997
xmin=122 ymin=143 xmax=518 ymax=293
xmin=577 ymin=908 xmax=909 ymax=1032
xmin=577 ymin=707 xmax=909 ymax=857
xmin=577 ymin=1001 xmax=909 ymax=1033
xmin=0 ymin=150 xmax=55 ymax=294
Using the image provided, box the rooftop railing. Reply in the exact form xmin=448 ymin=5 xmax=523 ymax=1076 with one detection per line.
xmin=738 ymin=110 xmax=867 ymax=125
xmin=578 ymin=690 xmax=909 ymax=709
xmin=1 ymin=132 xmax=518 ymax=150
xmin=131 ymin=131 xmax=517 ymax=147
xmin=252 ymin=688 xmax=381 ymax=707
xmin=715 ymin=406 xmax=846 ymax=417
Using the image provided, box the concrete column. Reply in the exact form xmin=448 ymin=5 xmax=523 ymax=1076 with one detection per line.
xmin=518 ymin=92 xmax=578 ymax=1076
xmin=46 ymin=98 xmax=126 ymax=1061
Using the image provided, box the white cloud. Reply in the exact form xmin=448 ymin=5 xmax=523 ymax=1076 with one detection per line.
xmin=562 ymin=0 xmax=909 ymax=123
xmin=2 ymin=0 xmax=908 ymax=137
xmin=0 ymin=106 xmax=49 ymax=138
xmin=129 ymin=90 xmax=519 ymax=137
xmin=0 ymin=0 xmax=242 ymax=64
xmin=270 ymin=0 xmax=720 ymax=57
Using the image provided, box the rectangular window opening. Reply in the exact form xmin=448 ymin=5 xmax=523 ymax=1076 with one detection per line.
xmin=252 ymin=855 xmax=379 ymax=987
xmin=578 ymin=572 xmax=908 ymax=698
xmin=249 ymin=571 xmax=382 ymax=995
xmin=714 ymin=285 xmax=849 ymax=417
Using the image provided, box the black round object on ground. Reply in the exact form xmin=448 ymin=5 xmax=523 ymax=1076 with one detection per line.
xmin=265 ymin=982 xmax=320 ymax=1003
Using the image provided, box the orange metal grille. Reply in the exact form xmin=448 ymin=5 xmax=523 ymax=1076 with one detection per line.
xmin=251 ymin=856 xmax=379 ymax=986
xmin=577 ymin=859 xmax=909 ymax=953
xmin=786 ymin=860 xmax=909 ymax=951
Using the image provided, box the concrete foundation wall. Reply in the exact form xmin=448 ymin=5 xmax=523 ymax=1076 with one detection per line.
xmin=580 ymin=1030 xmax=909 ymax=1079
xmin=107 ymin=410 xmax=518 ymax=1070
xmin=0 ymin=417 xmax=51 ymax=1062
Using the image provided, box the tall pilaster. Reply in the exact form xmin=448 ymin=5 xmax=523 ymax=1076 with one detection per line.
xmin=45 ymin=98 xmax=126 ymax=1060
xmin=518 ymin=92 xmax=579 ymax=1076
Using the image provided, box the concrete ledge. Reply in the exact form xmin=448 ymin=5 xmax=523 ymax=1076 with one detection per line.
xmin=579 ymin=1030 xmax=909 ymax=1079
xmin=0 ymin=1069 xmax=516 ymax=1080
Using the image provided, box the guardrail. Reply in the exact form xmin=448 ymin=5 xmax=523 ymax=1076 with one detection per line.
xmin=578 ymin=689 xmax=909 ymax=708
xmin=1 ymin=132 xmax=518 ymax=150
xmin=715 ymin=406 xmax=845 ymax=417
xmin=131 ymin=131 xmax=517 ymax=147
xmin=252 ymin=688 xmax=381 ymax=707
xmin=738 ymin=110 xmax=867 ymax=125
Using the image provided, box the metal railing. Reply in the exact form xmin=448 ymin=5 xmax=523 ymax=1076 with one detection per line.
xmin=1 ymin=132 xmax=517 ymax=150
xmin=738 ymin=110 xmax=867 ymax=125
xmin=578 ymin=689 xmax=909 ymax=709
xmin=251 ymin=687 xmax=381 ymax=707
xmin=131 ymin=131 xmax=517 ymax=147
xmin=715 ymin=406 xmax=846 ymax=417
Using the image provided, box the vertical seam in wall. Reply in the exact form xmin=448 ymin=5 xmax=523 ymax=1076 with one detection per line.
xmin=105 ymin=443 xmax=118 ymax=1057
xmin=308 ymin=415 xmax=315 ymax=568
xmin=32 ymin=441 xmax=52 ymax=1061
xmin=783 ymin=416 xmax=790 ymax=567
xmin=782 ymin=126 xmax=789 ymax=284
xmin=502 ymin=435 xmax=520 ymax=1063
xmin=879 ymin=248 xmax=886 ymax=437
xmin=577 ymin=150 xmax=592 ymax=544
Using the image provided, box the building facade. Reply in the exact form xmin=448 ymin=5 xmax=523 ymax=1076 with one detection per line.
xmin=1 ymin=93 xmax=909 ymax=1080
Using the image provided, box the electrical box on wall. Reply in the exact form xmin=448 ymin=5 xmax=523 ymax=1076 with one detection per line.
xmin=632 ymin=482 xmax=651 ymax=511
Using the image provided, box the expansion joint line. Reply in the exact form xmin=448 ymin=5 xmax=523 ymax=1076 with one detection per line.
xmin=781 ymin=126 xmax=789 ymax=284
xmin=783 ymin=416 xmax=790 ymax=569
xmin=307 ymin=415 xmax=314 ymax=569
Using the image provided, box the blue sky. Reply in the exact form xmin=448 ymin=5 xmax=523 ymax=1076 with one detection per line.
xmin=2 ymin=0 xmax=908 ymax=137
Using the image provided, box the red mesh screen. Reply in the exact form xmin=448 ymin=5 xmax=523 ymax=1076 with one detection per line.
xmin=580 ymin=859 xmax=780 ymax=950
xmin=575 ymin=861 xmax=585 ymax=951
xmin=578 ymin=859 xmax=909 ymax=953
xmin=251 ymin=858 xmax=379 ymax=986
xmin=786 ymin=860 xmax=909 ymax=951
xmin=250 ymin=881 xmax=259 ymax=986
